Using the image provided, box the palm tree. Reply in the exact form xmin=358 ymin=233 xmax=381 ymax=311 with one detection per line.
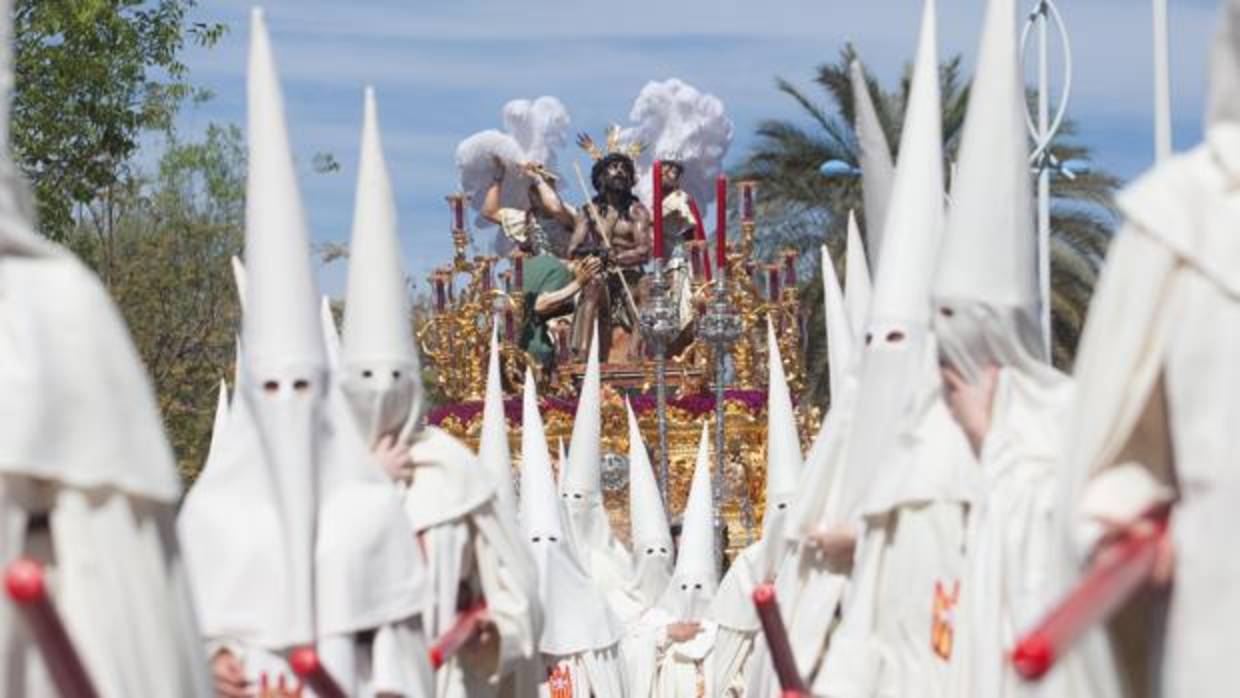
xmin=735 ymin=45 xmax=1120 ymax=408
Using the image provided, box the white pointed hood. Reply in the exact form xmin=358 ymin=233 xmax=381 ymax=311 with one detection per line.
xmin=658 ymin=425 xmax=718 ymax=620
xmin=832 ymin=0 xmax=948 ymax=522
xmin=237 ymin=7 xmax=324 ymax=646
xmin=844 ymin=210 xmax=873 ymax=338
xmin=561 ymin=324 xmax=632 ymax=580
xmin=762 ymin=321 xmax=802 ymax=537
xmin=626 ymin=399 xmax=673 ymax=605
xmin=520 ymin=369 xmax=623 ymax=654
xmin=933 ymin=0 xmax=1045 ymax=380
xmin=851 ymin=59 xmax=895 ymax=269
xmin=520 ymin=370 xmax=568 ymax=544
xmin=822 ymin=242 xmax=854 ymax=403
xmin=867 ymin=0 xmax=943 ymax=331
xmin=563 ymin=323 xmax=603 ymax=502
xmin=340 ymin=87 xmax=422 ymax=445
xmin=479 ymin=320 xmax=518 ymax=522
xmin=242 ymin=9 xmax=323 ymax=373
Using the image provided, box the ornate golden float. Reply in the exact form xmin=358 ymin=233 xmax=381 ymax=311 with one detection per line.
xmin=418 ymin=187 xmax=818 ymax=554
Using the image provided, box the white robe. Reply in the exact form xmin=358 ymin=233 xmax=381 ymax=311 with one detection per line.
xmin=706 ymin=541 xmax=780 ymax=696
xmin=816 ymin=397 xmax=977 ymax=698
xmin=208 ymin=620 xmax=432 ymax=697
xmin=404 ymin=427 xmax=542 ymax=698
xmin=0 ymin=482 xmax=211 ymax=697
xmin=625 ymin=606 xmax=717 ymax=698
xmin=949 ymin=368 xmax=1079 ymax=697
xmin=540 ymin=645 xmax=629 ymax=697
xmin=1065 ymin=127 xmax=1240 ymax=698
xmin=0 ymin=252 xmax=209 ymax=697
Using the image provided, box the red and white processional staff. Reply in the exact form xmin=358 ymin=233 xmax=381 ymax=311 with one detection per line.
xmin=1012 ymin=508 xmax=1170 ymax=681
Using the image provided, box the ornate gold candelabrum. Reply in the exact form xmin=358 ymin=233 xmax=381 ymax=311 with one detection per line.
xmin=417 ymin=194 xmax=527 ymax=403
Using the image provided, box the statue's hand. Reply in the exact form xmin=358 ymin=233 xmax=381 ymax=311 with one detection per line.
xmin=574 ymin=257 xmax=603 ymax=284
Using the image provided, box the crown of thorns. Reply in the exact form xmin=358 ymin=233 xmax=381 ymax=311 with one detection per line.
xmin=576 ymin=125 xmax=644 ymax=161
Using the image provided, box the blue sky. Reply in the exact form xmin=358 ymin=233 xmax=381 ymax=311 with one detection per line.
xmin=175 ymin=0 xmax=1221 ymax=296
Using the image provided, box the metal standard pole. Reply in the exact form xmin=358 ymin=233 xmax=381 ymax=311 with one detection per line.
xmin=640 ymin=258 xmax=677 ymax=506
xmin=1022 ymin=0 xmax=1073 ymax=360
xmin=713 ymin=297 xmax=728 ymax=523
xmin=1036 ymin=0 xmax=1053 ymax=358
xmin=698 ymin=275 xmax=743 ymax=535
xmin=1153 ymin=0 xmax=1172 ymax=162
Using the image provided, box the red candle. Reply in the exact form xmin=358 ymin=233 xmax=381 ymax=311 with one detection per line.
xmin=482 ymin=262 xmax=493 ymax=293
xmin=450 ymin=196 xmax=465 ymax=231
xmin=652 ymin=160 xmax=664 ymax=260
xmin=783 ymin=251 xmax=798 ymax=287
xmin=715 ymin=176 xmax=728 ymax=274
xmin=504 ymin=306 xmax=515 ymax=342
xmin=687 ymin=199 xmax=712 ymax=283
xmin=433 ymin=276 xmax=446 ymax=313
xmin=767 ymin=265 xmax=781 ymax=300
xmin=556 ymin=328 xmax=570 ymax=363
xmin=741 ymin=181 xmax=756 ymax=222
xmin=513 ymin=255 xmax=524 ymax=289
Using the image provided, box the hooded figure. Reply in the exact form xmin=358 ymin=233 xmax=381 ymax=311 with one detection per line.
xmin=705 ymin=322 xmax=803 ymax=694
xmin=1056 ymin=2 xmax=1240 ymax=696
xmin=179 ymin=5 xmax=327 ymax=682
xmin=480 ymin=321 xmax=520 ymax=526
xmin=930 ymin=0 xmax=1087 ymax=695
xmin=0 ymin=3 xmax=209 ymax=694
xmin=315 ymin=86 xmax=438 ymax=695
xmin=559 ymin=324 xmax=634 ymax=596
xmin=180 ymin=15 xmax=431 ymax=695
xmin=624 ymin=400 xmax=674 ymax=611
xmin=520 ymin=371 xmax=628 ymax=697
xmin=618 ymin=399 xmax=674 ymax=697
xmin=810 ymin=2 xmax=979 ymax=695
xmin=740 ymin=242 xmax=860 ymax=698
xmin=636 ymin=425 xmax=720 ymax=697
xmin=850 ymin=58 xmax=895 ymax=270
xmin=333 ymin=88 xmax=538 ymax=698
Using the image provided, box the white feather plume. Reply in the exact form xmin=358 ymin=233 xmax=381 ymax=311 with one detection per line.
xmin=620 ymin=79 xmax=734 ymax=207
xmin=455 ymin=97 xmax=572 ymax=253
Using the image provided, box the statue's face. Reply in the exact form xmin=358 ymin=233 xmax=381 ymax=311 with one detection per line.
xmin=604 ymin=160 xmax=632 ymax=191
xmin=661 ymin=164 xmax=683 ymax=191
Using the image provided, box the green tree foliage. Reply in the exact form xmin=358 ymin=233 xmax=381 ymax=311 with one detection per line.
xmin=66 ymin=124 xmax=244 ymax=482
xmin=737 ymin=46 xmax=1121 ymax=408
xmin=13 ymin=0 xmax=224 ymax=241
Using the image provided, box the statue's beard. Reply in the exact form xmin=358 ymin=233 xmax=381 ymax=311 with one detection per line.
xmin=605 ymin=174 xmax=631 ymax=193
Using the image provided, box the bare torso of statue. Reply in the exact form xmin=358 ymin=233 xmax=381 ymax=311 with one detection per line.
xmin=568 ymin=154 xmax=652 ymax=363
